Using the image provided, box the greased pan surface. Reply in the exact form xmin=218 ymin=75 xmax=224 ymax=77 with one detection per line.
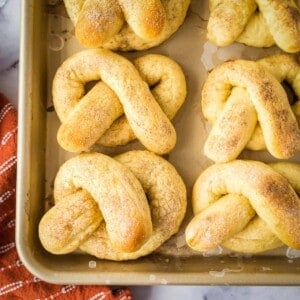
xmin=16 ymin=0 xmax=300 ymax=285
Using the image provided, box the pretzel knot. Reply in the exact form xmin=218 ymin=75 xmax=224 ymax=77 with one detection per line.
xmin=208 ymin=0 xmax=300 ymax=53
xmin=52 ymin=49 xmax=186 ymax=154
xmin=185 ymin=160 xmax=300 ymax=254
xmin=202 ymin=54 xmax=300 ymax=163
xmin=63 ymin=0 xmax=190 ymax=50
xmin=39 ymin=151 xmax=186 ymax=260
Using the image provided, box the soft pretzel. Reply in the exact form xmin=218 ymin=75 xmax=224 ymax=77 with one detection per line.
xmin=208 ymin=0 xmax=300 ymax=53
xmin=52 ymin=49 xmax=186 ymax=154
xmin=202 ymin=54 xmax=300 ymax=163
xmin=185 ymin=160 xmax=300 ymax=253
xmin=39 ymin=151 xmax=187 ymax=260
xmin=63 ymin=0 xmax=190 ymax=50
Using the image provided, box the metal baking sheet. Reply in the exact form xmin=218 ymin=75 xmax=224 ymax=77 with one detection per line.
xmin=16 ymin=0 xmax=300 ymax=285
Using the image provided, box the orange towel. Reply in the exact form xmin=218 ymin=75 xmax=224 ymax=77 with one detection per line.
xmin=0 ymin=93 xmax=132 ymax=300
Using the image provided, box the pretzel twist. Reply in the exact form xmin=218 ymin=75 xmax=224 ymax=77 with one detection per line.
xmin=208 ymin=0 xmax=300 ymax=53
xmin=39 ymin=151 xmax=187 ymax=260
xmin=52 ymin=49 xmax=186 ymax=154
xmin=63 ymin=0 xmax=190 ymax=50
xmin=202 ymin=55 xmax=300 ymax=163
xmin=185 ymin=160 xmax=300 ymax=253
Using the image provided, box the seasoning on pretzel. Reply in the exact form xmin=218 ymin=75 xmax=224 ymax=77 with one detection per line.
xmin=207 ymin=0 xmax=300 ymax=53
xmin=202 ymin=54 xmax=300 ymax=163
xmin=52 ymin=49 xmax=187 ymax=154
xmin=185 ymin=160 xmax=300 ymax=254
xmin=63 ymin=0 xmax=191 ymax=50
xmin=39 ymin=151 xmax=187 ymax=260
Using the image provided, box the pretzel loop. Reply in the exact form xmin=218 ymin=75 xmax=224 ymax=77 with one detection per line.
xmin=208 ymin=0 xmax=300 ymax=53
xmin=99 ymin=54 xmax=187 ymax=147
xmin=202 ymin=55 xmax=300 ymax=163
xmin=53 ymin=49 xmax=186 ymax=154
xmin=185 ymin=161 xmax=300 ymax=253
xmin=247 ymin=55 xmax=300 ymax=150
xmin=63 ymin=0 xmax=190 ymax=50
xmin=75 ymin=0 xmax=166 ymax=48
xmin=39 ymin=151 xmax=187 ymax=260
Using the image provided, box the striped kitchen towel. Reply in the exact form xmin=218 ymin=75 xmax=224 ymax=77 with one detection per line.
xmin=0 ymin=93 xmax=132 ymax=300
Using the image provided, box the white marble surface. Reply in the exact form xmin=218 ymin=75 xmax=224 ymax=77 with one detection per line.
xmin=130 ymin=286 xmax=300 ymax=299
xmin=1 ymin=0 xmax=300 ymax=299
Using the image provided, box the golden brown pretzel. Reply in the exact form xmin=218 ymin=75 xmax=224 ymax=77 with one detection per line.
xmin=208 ymin=0 xmax=300 ymax=53
xmin=63 ymin=0 xmax=190 ymax=50
xmin=202 ymin=54 xmax=300 ymax=163
xmin=185 ymin=160 xmax=300 ymax=254
xmin=39 ymin=151 xmax=187 ymax=260
xmin=52 ymin=49 xmax=186 ymax=154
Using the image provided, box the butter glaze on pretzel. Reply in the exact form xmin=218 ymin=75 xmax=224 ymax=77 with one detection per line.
xmin=39 ymin=151 xmax=187 ymax=260
xmin=202 ymin=54 xmax=300 ymax=163
xmin=208 ymin=0 xmax=300 ymax=53
xmin=52 ymin=49 xmax=186 ymax=154
xmin=185 ymin=160 xmax=300 ymax=254
xmin=63 ymin=0 xmax=190 ymax=50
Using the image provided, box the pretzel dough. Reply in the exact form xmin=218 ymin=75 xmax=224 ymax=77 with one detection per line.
xmin=202 ymin=55 xmax=300 ymax=163
xmin=63 ymin=0 xmax=190 ymax=50
xmin=52 ymin=49 xmax=186 ymax=154
xmin=39 ymin=151 xmax=187 ymax=260
xmin=208 ymin=0 xmax=300 ymax=53
xmin=185 ymin=160 xmax=300 ymax=253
